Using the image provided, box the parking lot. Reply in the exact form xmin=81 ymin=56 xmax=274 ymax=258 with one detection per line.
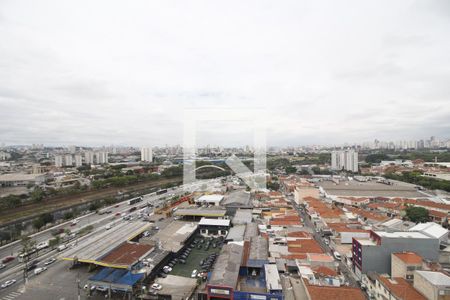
xmin=167 ymin=235 xmax=222 ymax=278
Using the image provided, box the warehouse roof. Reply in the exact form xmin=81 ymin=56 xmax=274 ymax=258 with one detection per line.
xmin=195 ymin=194 xmax=224 ymax=204
xmin=174 ymin=208 xmax=226 ymax=217
xmin=208 ymin=243 xmax=243 ymax=288
xmin=150 ymin=221 xmax=198 ymax=252
xmin=60 ymin=221 xmax=151 ymax=267
xmin=409 ymin=222 xmax=448 ymax=239
xmin=265 ymin=264 xmax=282 ymax=291
xmin=226 ymin=225 xmax=246 ymax=241
xmin=199 ymin=218 xmax=230 ymax=227
xmin=232 ymin=209 xmax=253 ymax=225
xmin=99 ymin=242 xmax=154 ymax=268
xmin=415 ymin=271 xmax=450 ymax=286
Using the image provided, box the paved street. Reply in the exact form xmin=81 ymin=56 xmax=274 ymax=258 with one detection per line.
xmin=287 ymin=194 xmax=360 ymax=288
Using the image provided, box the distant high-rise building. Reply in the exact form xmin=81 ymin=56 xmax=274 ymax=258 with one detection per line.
xmin=331 ymin=149 xmax=358 ymax=172
xmin=55 ymin=155 xmax=63 ymax=167
xmin=96 ymin=152 xmax=109 ymax=164
xmin=84 ymin=151 xmax=95 ymax=165
xmin=64 ymin=154 xmax=73 ymax=166
xmin=74 ymin=155 xmax=82 ymax=167
xmin=141 ymin=147 xmax=153 ymax=162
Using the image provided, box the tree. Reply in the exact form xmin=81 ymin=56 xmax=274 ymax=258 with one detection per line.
xmin=285 ymin=166 xmax=297 ymax=174
xmin=30 ymin=187 xmax=44 ymax=202
xmin=20 ymin=235 xmax=36 ymax=256
xmin=49 ymin=236 xmax=60 ymax=249
xmin=405 ymin=206 xmax=429 ymax=223
xmin=267 ymin=181 xmax=280 ymax=191
xmin=33 ymin=213 xmax=54 ymax=230
xmin=3 ymin=195 xmax=21 ymax=209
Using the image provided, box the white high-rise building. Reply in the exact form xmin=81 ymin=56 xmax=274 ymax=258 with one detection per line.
xmin=74 ymin=155 xmax=82 ymax=167
xmin=96 ymin=152 xmax=109 ymax=164
xmin=141 ymin=147 xmax=153 ymax=162
xmin=64 ymin=154 xmax=73 ymax=166
xmin=331 ymin=149 xmax=358 ymax=172
xmin=84 ymin=151 xmax=95 ymax=165
xmin=55 ymin=155 xmax=63 ymax=167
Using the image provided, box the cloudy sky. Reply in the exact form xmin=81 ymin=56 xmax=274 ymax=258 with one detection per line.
xmin=1 ymin=0 xmax=449 ymax=147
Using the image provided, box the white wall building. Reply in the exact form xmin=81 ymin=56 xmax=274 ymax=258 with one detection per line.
xmin=84 ymin=151 xmax=95 ymax=165
xmin=96 ymin=152 xmax=109 ymax=164
xmin=64 ymin=154 xmax=73 ymax=166
xmin=74 ymin=154 xmax=82 ymax=167
xmin=141 ymin=147 xmax=153 ymax=162
xmin=331 ymin=149 xmax=358 ymax=172
xmin=55 ymin=155 xmax=63 ymax=167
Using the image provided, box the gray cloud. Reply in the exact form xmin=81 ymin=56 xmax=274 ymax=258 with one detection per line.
xmin=0 ymin=0 xmax=449 ymax=147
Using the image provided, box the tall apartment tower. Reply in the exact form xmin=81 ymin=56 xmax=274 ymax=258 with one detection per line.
xmin=64 ymin=154 xmax=73 ymax=166
xmin=96 ymin=152 xmax=109 ymax=164
xmin=74 ymin=154 xmax=82 ymax=167
xmin=141 ymin=147 xmax=153 ymax=162
xmin=331 ymin=149 xmax=358 ymax=172
xmin=84 ymin=151 xmax=95 ymax=165
xmin=54 ymin=155 xmax=63 ymax=167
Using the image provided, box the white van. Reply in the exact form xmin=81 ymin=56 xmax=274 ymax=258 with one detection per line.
xmin=333 ymin=251 xmax=341 ymax=261
xmin=34 ymin=267 xmax=47 ymax=275
xmin=57 ymin=244 xmax=67 ymax=252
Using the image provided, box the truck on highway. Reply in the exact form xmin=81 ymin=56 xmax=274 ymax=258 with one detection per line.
xmin=127 ymin=196 xmax=143 ymax=206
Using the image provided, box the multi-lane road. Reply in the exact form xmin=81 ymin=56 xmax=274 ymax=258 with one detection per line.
xmin=0 ymin=179 xmax=220 ymax=299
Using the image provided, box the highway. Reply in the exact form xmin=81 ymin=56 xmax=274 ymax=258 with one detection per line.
xmin=0 ymin=179 xmax=220 ymax=298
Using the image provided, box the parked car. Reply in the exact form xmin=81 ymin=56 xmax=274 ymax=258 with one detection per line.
xmin=71 ymin=219 xmax=78 ymax=226
xmin=96 ymin=286 xmax=108 ymax=292
xmin=151 ymin=283 xmax=162 ymax=290
xmin=0 ymin=264 xmax=5 ymax=269
xmin=191 ymin=269 xmax=198 ymax=278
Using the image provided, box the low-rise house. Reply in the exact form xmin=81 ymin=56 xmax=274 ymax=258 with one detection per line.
xmin=391 ymin=252 xmax=423 ymax=281
xmin=413 ymin=271 xmax=450 ymax=300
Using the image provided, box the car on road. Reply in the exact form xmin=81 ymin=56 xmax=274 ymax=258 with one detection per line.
xmin=324 ymin=239 xmax=329 ymax=246
xmin=1 ymin=256 xmax=15 ymax=264
xmin=71 ymin=219 xmax=78 ymax=226
xmin=0 ymin=264 xmax=5 ymax=269
xmin=36 ymin=241 xmax=49 ymax=250
xmin=105 ymin=224 xmax=112 ymax=230
xmin=44 ymin=258 xmax=56 ymax=265
xmin=57 ymin=244 xmax=67 ymax=252
xmin=151 ymin=283 xmax=162 ymax=290
xmin=34 ymin=267 xmax=47 ymax=275
xmin=333 ymin=251 xmax=341 ymax=261
xmin=1 ymin=279 xmax=16 ymax=288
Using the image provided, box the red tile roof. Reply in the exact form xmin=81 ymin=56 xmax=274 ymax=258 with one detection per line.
xmin=393 ymin=252 xmax=423 ymax=264
xmin=100 ymin=242 xmax=153 ymax=267
xmin=312 ymin=266 xmax=338 ymax=277
xmin=305 ymin=281 xmax=365 ymax=300
xmin=287 ymin=239 xmax=323 ymax=254
xmin=378 ymin=276 xmax=426 ymax=300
